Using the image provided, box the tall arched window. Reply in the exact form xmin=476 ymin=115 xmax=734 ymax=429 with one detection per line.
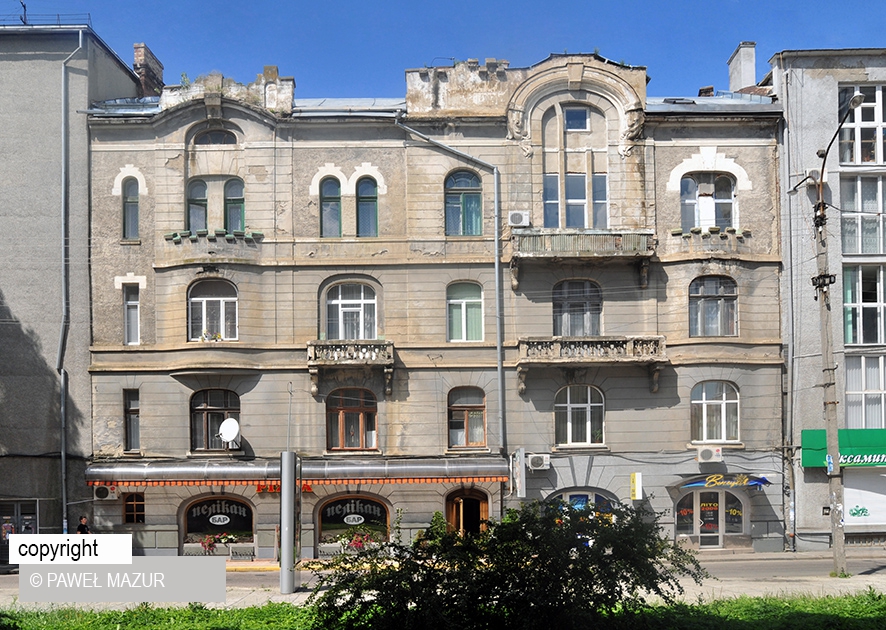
xmin=320 ymin=177 xmax=342 ymax=237
xmin=447 ymin=283 xmax=483 ymax=342
xmin=188 ymin=280 xmax=238 ymax=341
xmin=190 ymin=389 xmax=240 ymax=451
xmin=326 ymin=388 xmax=377 ymax=450
xmin=187 ymin=180 xmax=208 ymax=231
xmin=689 ymin=276 xmax=737 ymax=337
xmin=448 ymin=387 xmax=486 ymax=447
xmin=554 ymin=385 xmax=604 ymax=446
xmin=224 ymin=179 xmax=245 ymax=232
xmin=681 ymin=173 xmax=735 ymax=232
xmin=326 ymin=283 xmax=376 ymax=340
xmin=122 ymin=178 xmax=139 ymax=239
xmin=356 ymin=177 xmax=378 ymax=237
xmin=690 ymin=381 xmax=739 ymax=442
xmin=445 ymin=171 xmax=482 ymax=236
xmin=553 ymin=280 xmax=602 ymax=336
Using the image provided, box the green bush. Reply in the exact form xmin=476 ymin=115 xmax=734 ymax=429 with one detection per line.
xmin=309 ymin=500 xmax=707 ymax=630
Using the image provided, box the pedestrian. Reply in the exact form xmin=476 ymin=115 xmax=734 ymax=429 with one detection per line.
xmin=76 ymin=516 xmax=90 ymax=534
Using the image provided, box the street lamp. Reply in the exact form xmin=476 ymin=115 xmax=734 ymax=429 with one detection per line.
xmin=812 ymin=90 xmax=864 ymax=576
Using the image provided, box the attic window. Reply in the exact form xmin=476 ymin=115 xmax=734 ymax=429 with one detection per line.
xmin=195 ymin=130 xmax=236 ymax=145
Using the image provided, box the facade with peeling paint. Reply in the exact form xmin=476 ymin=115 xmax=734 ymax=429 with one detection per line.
xmin=79 ymin=45 xmax=785 ymax=557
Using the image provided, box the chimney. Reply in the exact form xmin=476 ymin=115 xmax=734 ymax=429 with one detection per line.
xmin=727 ymin=42 xmax=756 ymax=92
xmin=133 ymin=43 xmax=164 ymax=97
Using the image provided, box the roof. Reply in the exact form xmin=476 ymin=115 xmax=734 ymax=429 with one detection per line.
xmin=646 ymin=91 xmax=780 ymax=115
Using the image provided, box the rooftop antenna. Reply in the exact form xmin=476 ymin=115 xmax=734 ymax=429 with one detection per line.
xmin=19 ymin=1 xmax=27 ymax=25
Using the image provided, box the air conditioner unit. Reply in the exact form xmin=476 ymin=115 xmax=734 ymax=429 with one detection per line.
xmin=696 ymin=446 xmax=723 ymax=463
xmin=508 ymin=211 xmax=531 ymax=227
xmin=527 ymin=453 xmax=551 ymax=471
xmin=93 ymin=485 xmax=118 ymax=501
xmin=805 ymin=168 xmax=821 ymax=186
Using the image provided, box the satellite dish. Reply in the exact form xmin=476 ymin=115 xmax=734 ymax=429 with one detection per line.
xmin=218 ymin=418 xmax=240 ymax=443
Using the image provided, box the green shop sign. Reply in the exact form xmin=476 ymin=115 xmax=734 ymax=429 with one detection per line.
xmin=801 ymin=429 xmax=886 ymax=467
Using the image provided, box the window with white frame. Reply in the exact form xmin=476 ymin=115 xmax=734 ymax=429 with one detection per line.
xmin=448 ymin=387 xmax=486 ymax=447
xmin=681 ymin=173 xmax=735 ymax=232
xmin=689 ymin=276 xmax=737 ymax=337
xmin=447 ymin=282 xmax=483 ymax=342
xmin=553 ymin=280 xmax=602 ymax=336
xmin=124 ymin=389 xmax=139 ymax=452
xmin=690 ymin=381 xmax=739 ymax=442
xmin=845 ymin=355 xmax=886 ymax=429
xmin=843 ymin=264 xmax=886 ymax=345
xmin=444 ymin=171 xmax=482 ymax=236
xmin=554 ymin=385 xmax=604 ymax=446
xmin=841 ymin=176 xmax=886 ymax=254
xmin=326 ymin=388 xmax=377 ymax=450
xmin=839 ymin=85 xmax=883 ymax=164
xmin=326 ymin=283 xmax=376 ymax=340
xmin=542 ymin=104 xmax=608 ymax=229
xmin=122 ymin=177 xmax=139 ymax=239
xmin=190 ymin=389 xmax=240 ymax=451
xmin=188 ymin=280 xmax=238 ymax=341
xmin=123 ymin=284 xmax=139 ymax=345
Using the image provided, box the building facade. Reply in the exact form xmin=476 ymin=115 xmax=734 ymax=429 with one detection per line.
xmin=0 ymin=22 xmax=142 ymax=562
xmin=80 ymin=46 xmax=786 ymax=558
xmin=773 ymin=49 xmax=886 ymax=550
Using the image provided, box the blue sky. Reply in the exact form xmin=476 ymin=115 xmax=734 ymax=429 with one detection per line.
xmin=5 ymin=0 xmax=883 ymax=98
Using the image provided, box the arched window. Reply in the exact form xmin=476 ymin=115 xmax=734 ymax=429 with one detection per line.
xmin=194 ymin=130 xmax=237 ymax=145
xmin=445 ymin=171 xmax=482 ymax=236
xmin=326 ymin=388 xmax=377 ymax=450
xmin=123 ymin=493 xmax=145 ymax=524
xmin=553 ymin=280 xmax=602 ymax=336
xmin=320 ymin=177 xmax=342 ymax=237
xmin=122 ymin=178 xmax=139 ymax=239
xmin=326 ymin=283 xmax=376 ymax=340
xmin=224 ymin=179 xmax=244 ymax=233
xmin=187 ymin=180 xmax=208 ymax=232
xmin=553 ymin=489 xmax=617 ymax=521
xmin=689 ymin=276 xmax=737 ymax=337
xmin=190 ymin=389 xmax=240 ymax=451
xmin=356 ymin=177 xmax=378 ymax=237
xmin=554 ymin=385 xmax=604 ymax=446
xmin=188 ymin=280 xmax=238 ymax=341
xmin=447 ymin=283 xmax=483 ymax=342
xmin=448 ymin=387 xmax=486 ymax=447
xmin=681 ymin=173 xmax=735 ymax=232
xmin=691 ymin=381 xmax=739 ymax=442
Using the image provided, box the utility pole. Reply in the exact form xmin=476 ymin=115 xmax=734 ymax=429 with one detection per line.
xmin=812 ymin=91 xmax=863 ymax=577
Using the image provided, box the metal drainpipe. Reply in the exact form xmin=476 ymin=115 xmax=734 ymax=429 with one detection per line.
xmin=393 ymin=116 xmax=507 ymax=455
xmin=57 ymin=30 xmax=83 ymax=533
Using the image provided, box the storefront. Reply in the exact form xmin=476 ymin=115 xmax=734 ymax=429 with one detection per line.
xmin=0 ymin=500 xmax=38 ymax=563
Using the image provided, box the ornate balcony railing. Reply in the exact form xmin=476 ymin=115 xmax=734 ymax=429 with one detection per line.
xmin=517 ymin=336 xmax=666 ymax=365
xmin=511 ymin=229 xmax=654 ymax=259
xmin=307 ymin=340 xmax=395 ymax=396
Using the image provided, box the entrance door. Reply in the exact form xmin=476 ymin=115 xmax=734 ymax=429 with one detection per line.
xmin=446 ymin=491 xmax=488 ymax=535
xmin=1 ymin=501 xmax=38 ymax=564
xmin=676 ymin=490 xmax=744 ymax=548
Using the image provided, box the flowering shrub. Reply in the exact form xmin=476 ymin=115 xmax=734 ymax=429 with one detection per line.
xmin=200 ymin=532 xmax=237 ymax=552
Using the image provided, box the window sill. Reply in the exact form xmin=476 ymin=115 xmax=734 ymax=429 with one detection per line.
xmin=445 ymin=447 xmax=491 ymax=454
xmin=324 ymin=449 xmax=382 ymax=456
xmin=187 ymin=450 xmax=244 ymax=457
xmin=122 ymin=450 xmax=143 ymax=457
xmin=120 ymin=239 xmax=141 ymax=246
xmin=688 ymin=442 xmax=744 ymax=450
xmin=553 ymin=444 xmax=608 ymax=452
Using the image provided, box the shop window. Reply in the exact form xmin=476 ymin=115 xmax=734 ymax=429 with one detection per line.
xmin=326 ymin=388 xmax=377 ymax=450
xmin=123 ymin=493 xmax=145 ymax=524
xmin=676 ymin=490 xmax=745 ymax=548
xmin=446 ymin=490 xmax=489 ymax=535
xmin=318 ymin=496 xmax=388 ymax=555
xmin=553 ymin=490 xmax=616 ymax=521
xmin=185 ymin=497 xmax=253 ymax=546
xmin=190 ymin=389 xmax=240 ymax=451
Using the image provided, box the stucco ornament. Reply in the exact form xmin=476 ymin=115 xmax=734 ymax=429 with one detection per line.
xmin=506 ymin=107 xmax=526 ymax=140
xmin=618 ymin=107 xmax=645 ymax=158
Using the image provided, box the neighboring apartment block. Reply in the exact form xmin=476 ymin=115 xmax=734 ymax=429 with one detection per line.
xmin=0 ymin=22 xmax=142 ymax=562
xmin=82 ymin=43 xmax=784 ymax=557
xmin=773 ymin=49 xmax=886 ymax=550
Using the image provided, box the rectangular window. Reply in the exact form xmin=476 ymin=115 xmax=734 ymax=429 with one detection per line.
xmin=844 ymin=265 xmax=886 ymax=345
xmin=839 ymin=85 xmax=885 ymax=164
xmin=124 ymin=389 xmax=140 ymax=451
xmin=543 ymin=174 xmax=559 ymax=227
xmin=564 ymin=173 xmax=586 ymax=228
xmin=564 ymin=107 xmax=589 ymax=131
xmin=845 ymin=355 xmax=886 ymax=428
xmin=123 ymin=285 xmax=139 ymax=345
xmin=591 ymin=174 xmax=608 ymax=229
xmin=841 ymin=176 xmax=886 ymax=254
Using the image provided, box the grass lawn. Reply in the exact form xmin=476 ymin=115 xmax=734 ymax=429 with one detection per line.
xmin=1 ymin=590 xmax=886 ymax=629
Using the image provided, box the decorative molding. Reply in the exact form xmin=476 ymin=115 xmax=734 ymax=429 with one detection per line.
xmin=665 ymin=146 xmax=752 ymax=192
xmin=112 ymin=164 xmax=148 ymax=196
xmin=113 ymin=272 xmax=147 ymax=290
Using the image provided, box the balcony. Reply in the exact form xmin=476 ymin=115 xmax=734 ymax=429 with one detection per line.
xmin=510 ymin=229 xmax=654 ymax=260
xmin=517 ymin=336 xmax=666 ymax=366
xmin=307 ymin=340 xmax=395 ymax=395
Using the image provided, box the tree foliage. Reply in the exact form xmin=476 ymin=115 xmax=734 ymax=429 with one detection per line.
xmin=308 ymin=500 xmax=707 ymax=630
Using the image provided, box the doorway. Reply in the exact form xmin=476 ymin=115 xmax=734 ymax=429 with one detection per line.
xmin=1 ymin=501 xmax=38 ymax=563
xmin=676 ymin=490 xmax=744 ymax=548
xmin=446 ymin=490 xmax=488 ymax=535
